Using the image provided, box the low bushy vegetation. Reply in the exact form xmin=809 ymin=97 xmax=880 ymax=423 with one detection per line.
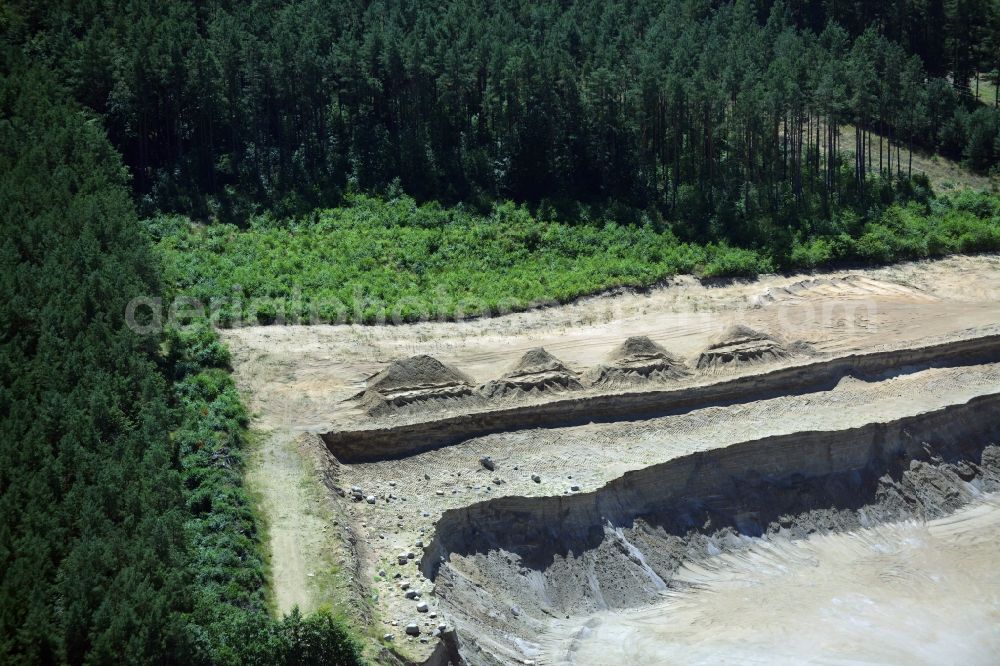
xmin=789 ymin=190 xmax=1000 ymax=267
xmin=154 ymin=190 xmax=1000 ymax=325
xmin=155 ymin=195 xmax=725 ymax=323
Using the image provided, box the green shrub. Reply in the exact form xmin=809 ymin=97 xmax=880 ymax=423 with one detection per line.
xmin=701 ymin=245 xmax=774 ymax=277
xmin=789 ymin=237 xmax=835 ymax=268
xmin=155 ymin=191 xmax=1000 ymax=324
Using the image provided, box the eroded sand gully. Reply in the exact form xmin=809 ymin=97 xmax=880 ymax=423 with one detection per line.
xmin=220 ymin=255 xmax=1000 ymax=665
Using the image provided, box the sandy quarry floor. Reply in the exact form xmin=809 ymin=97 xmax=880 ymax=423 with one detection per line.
xmin=539 ymin=495 xmax=1000 ymax=666
xmin=338 ymin=361 xmax=1000 ymax=649
xmin=220 ymin=253 xmax=1000 ymax=661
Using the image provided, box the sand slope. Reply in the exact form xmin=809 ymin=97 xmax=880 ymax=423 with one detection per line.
xmin=541 ymin=497 xmax=1000 ymax=665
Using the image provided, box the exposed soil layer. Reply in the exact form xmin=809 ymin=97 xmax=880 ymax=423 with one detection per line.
xmin=540 ymin=497 xmax=1000 ymax=664
xmin=218 ymin=256 xmax=1000 ymax=665
xmin=358 ymin=355 xmax=479 ymax=416
xmin=753 ymin=274 xmax=940 ymax=306
xmin=323 ymin=333 xmax=1000 ymax=462
xmin=360 ymin=385 xmax=482 ymax=418
xmin=422 ymin=394 xmax=1000 ymax=664
xmin=335 ymin=359 xmax=1000 ymax=665
xmin=222 ymin=255 xmax=1000 ymax=434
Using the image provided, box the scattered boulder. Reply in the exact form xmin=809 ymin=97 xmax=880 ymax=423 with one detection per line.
xmin=405 ymin=623 xmax=420 ymax=636
xmin=416 ymin=601 xmax=429 ymax=612
xmin=531 ymin=474 xmax=541 ymax=483
xmin=480 ymin=456 xmax=496 ymax=471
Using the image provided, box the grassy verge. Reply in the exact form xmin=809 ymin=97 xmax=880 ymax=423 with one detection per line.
xmin=972 ymin=73 xmax=999 ymax=109
xmin=835 ymin=125 xmax=995 ymax=193
xmin=242 ymin=427 xmax=362 ymax=619
xmin=152 ymin=190 xmax=1000 ymax=326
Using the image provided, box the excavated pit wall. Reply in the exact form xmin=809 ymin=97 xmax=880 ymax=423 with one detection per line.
xmin=322 ymin=334 xmax=1000 ymax=462
xmin=420 ymin=393 xmax=1000 ymax=665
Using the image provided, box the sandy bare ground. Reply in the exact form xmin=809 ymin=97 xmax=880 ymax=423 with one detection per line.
xmin=220 ymin=253 xmax=1000 ymax=661
xmin=244 ymin=431 xmax=343 ymax=615
xmin=223 ymin=254 xmax=1000 ymax=433
xmin=539 ymin=496 xmax=1000 ymax=665
xmin=244 ymin=429 xmax=368 ymax=622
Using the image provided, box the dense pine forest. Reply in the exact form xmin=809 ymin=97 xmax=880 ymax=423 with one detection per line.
xmin=1 ymin=53 xmax=363 ymax=665
xmin=1 ymin=0 xmax=999 ymax=664
xmin=5 ymin=0 xmax=999 ymax=225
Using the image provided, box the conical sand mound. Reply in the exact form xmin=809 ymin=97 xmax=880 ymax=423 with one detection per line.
xmin=607 ymin=336 xmax=670 ymax=362
xmin=588 ymin=336 xmax=689 ymax=387
xmin=481 ymin=348 xmax=582 ymax=398
xmin=358 ymin=355 xmax=478 ymax=416
xmin=367 ymin=355 xmax=472 ymax=392
xmin=696 ymin=325 xmax=795 ymax=372
xmin=715 ymin=324 xmax=774 ymax=345
xmin=508 ymin=348 xmax=571 ymax=377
